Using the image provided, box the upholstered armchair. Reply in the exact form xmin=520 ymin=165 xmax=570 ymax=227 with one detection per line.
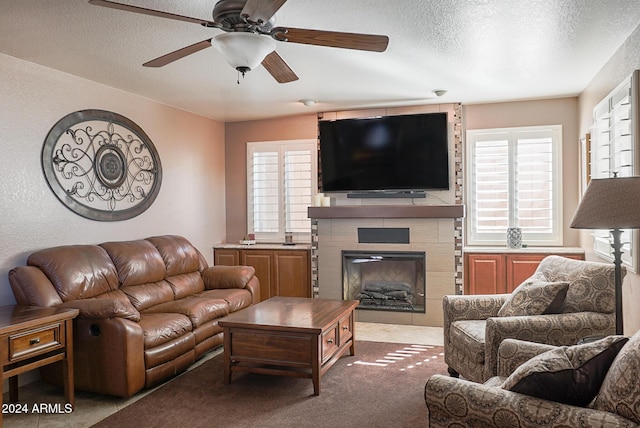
xmin=444 ymin=255 xmax=620 ymax=383
xmin=426 ymin=334 xmax=640 ymax=427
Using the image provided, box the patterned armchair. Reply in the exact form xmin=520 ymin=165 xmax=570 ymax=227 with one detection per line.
xmin=426 ymin=334 xmax=640 ymax=427
xmin=444 ymin=256 xmax=620 ymax=383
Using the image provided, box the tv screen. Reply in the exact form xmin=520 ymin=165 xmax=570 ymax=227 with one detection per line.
xmin=318 ymin=112 xmax=449 ymax=193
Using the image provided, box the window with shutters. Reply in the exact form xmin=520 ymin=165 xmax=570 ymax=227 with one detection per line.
xmin=247 ymin=140 xmax=317 ymax=243
xmin=590 ymin=71 xmax=639 ymax=271
xmin=466 ymin=125 xmax=563 ymax=246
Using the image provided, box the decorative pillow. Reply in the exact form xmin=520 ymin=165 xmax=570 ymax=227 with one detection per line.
xmin=501 ymin=335 xmax=629 ymax=406
xmin=591 ymin=332 xmax=640 ymax=423
xmin=498 ymin=272 xmax=569 ymax=317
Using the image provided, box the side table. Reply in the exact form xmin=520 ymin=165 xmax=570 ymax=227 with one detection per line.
xmin=0 ymin=305 xmax=78 ymax=425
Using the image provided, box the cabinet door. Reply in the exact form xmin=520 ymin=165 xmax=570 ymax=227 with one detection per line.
xmin=464 ymin=254 xmax=506 ymax=294
xmin=505 ymin=254 xmax=546 ymax=292
xmin=241 ymin=250 xmax=274 ymax=302
xmin=214 ymin=249 xmax=239 ymax=266
xmin=272 ymin=250 xmax=311 ymax=298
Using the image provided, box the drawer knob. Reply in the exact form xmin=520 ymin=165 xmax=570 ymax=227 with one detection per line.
xmin=327 ymin=338 xmax=334 ymax=344
xmin=30 ymin=338 xmax=41 ymax=346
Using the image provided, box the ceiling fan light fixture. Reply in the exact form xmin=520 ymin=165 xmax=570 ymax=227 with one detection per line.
xmin=212 ymin=32 xmax=276 ymax=72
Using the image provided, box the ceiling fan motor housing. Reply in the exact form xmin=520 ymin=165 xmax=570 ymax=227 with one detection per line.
xmin=213 ymin=0 xmax=275 ymax=31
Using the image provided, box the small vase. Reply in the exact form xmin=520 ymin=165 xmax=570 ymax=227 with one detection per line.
xmin=507 ymin=227 xmax=522 ymax=249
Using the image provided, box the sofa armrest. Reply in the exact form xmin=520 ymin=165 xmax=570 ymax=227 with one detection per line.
xmin=443 ymin=294 xmax=509 ymax=347
xmin=443 ymin=294 xmax=509 ymax=323
xmin=425 ymin=374 xmax=635 ymax=427
xmin=483 ymin=311 xmax=615 ymax=381
xmin=202 ymin=265 xmax=256 ymax=289
xmin=496 ymin=338 xmax=557 ymax=377
xmin=57 ymin=299 xmax=141 ymax=322
xmin=202 ymin=265 xmax=260 ymax=303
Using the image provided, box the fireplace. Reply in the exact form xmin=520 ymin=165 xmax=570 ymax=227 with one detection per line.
xmin=342 ymin=251 xmax=426 ymax=313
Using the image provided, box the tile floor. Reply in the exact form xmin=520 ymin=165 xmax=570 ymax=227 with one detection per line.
xmin=3 ymin=322 xmax=443 ymax=427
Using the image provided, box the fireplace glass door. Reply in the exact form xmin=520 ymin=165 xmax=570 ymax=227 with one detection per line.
xmin=342 ymin=251 xmax=426 ymax=313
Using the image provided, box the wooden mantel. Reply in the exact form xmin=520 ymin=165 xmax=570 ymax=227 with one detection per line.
xmin=307 ymin=204 xmax=465 ymax=219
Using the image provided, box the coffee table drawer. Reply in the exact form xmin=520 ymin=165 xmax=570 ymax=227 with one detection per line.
xmin=321 ymin=325 xmax=339 ymax=363
xmin=229 ymin=331 xmax=312 ymax=365
xmin=338 ymin=313 xmax=352 ymax=344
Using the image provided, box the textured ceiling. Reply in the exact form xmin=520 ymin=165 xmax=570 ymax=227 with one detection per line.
xmin=2 ymin=0 xmax=640 ymax=122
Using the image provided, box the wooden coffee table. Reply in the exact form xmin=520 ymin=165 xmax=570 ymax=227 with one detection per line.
xmin=219 ymin=297 xmax=359 ymax=395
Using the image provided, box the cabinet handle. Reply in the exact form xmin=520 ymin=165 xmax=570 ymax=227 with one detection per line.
xmin=327 ymin=338 xmax=334 ymax=344
xmin=342 ymin=326 xmax=349 ymax=330
xmin=29 ymin=338 xmax=41 ymax=346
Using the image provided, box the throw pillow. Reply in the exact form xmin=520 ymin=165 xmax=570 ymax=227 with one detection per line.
xmin=501 ymin=335 xmax=629 ymax=406
xmin=498 ymin=272 xmax=569 ymax=317
xmin=591 ymin=332 xmax=640 ymax=423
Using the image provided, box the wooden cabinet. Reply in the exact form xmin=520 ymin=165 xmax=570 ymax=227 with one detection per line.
xmin=214 ymin=247 xmax=311 ymax=301
xmin=465 ymin=253 xmax=506 ymax=294
xmin=464 ymin=251 xmax=585 ymax=294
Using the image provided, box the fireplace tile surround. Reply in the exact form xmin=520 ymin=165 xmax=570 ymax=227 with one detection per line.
xmin=309 ymin=205 xmax=464 ymax=327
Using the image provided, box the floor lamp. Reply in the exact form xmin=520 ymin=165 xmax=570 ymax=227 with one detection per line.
xmin=570 ymin=176 xmax=640 ymax=335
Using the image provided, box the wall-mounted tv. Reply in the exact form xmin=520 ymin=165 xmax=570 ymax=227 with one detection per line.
xmin=318 ymin=112 xmax=449 ymax=193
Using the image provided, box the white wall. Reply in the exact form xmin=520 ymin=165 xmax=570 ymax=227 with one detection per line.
xmin=0 ymin=54 xmax=226 ymax=306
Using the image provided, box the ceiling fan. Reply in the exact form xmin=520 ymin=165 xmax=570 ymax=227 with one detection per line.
xmin=88 ymin=0 xmax=389 ymax=83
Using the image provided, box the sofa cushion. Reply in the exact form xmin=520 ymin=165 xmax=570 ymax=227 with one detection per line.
xmin=449 ymin=320 xmax=486 ymax=364
xmin=58 ymin=298 xmax=141 ymax=322
xmin=165 ymin=272 xmax=205 ymax=299
xmin=144 ymin=297 xmax=229 ymax=328
xmin=498 ymin=272 xmax=568 ymax=317
xmin=146 ymin=235 xmax=204 ymax=276
xmin=199 ymin=288 xmax=253 ymax=313
xmin=138 ymin=312 xmax=193 ymax=348
xmin=100 ymin=239 xmax=167 ymax=286
xmin=122 ymin=280 xmax=175 ymax=311
xmin=502 ymin=335 xmax=628 ymax=406
xmin=591 ymin=332 xmax=640 ymax=423
xmin=27 ymin=245 xmax=119 ymax=301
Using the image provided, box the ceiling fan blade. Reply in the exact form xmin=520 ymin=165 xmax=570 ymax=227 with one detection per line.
xmin=143 ymin=39 xmax=212 ymax=68
xmin=276 ymin=28 xmax=389 ymax=52
xmin=261 ymin=51 xmax=299 ymax=84
xmin=241 ymin=0 xmax=288 ymax=24
xmin=88 ymin=0 xmax=218 ymax=27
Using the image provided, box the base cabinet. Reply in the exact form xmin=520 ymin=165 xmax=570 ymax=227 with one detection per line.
xmin=214 ymin=248 xmax=311 ymax=301
xmin=464 ymin=251 xmax=585 ymax=294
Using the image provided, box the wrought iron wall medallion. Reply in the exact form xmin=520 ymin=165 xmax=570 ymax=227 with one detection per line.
xmin=41 ymin=110 xmax=162 ymax=221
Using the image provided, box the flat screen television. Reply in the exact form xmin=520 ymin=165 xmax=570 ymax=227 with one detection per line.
xmin=318 ymin=112 xmax=449 ymax=193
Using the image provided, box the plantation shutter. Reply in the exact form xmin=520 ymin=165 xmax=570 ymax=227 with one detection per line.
xmin=590 ymin=72 xmax=638 ymax=270
xmin=247 ymin=140 xmax=317 ymax=242
xmin=467 ymin=126 xmax=562 ymax=245
xmin=471 ymin=136 xmax=509 ymax=237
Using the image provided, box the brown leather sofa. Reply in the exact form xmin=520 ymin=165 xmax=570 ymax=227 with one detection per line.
xmin=8 ymin=235 xmax=259 ymax=397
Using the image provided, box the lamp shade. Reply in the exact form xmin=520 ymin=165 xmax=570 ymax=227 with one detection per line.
xmin=570 ymin=176 xmax=640 ymax=229
xmin=211 ymin=32 xmax=276 ymax=71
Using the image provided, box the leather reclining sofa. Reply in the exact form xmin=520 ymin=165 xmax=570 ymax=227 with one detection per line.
xmin=8 ymin=235 xmax=259 ymax=397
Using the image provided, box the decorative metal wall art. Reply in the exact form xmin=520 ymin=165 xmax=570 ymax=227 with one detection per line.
xmin=42 ymin=110 xmax=162 ymax=221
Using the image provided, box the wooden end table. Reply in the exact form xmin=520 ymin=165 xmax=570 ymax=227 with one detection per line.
xmin=0 ymin=305 xmax=78 ymax=424
xmin=219 ymin=297 xmax=359 ymax=395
